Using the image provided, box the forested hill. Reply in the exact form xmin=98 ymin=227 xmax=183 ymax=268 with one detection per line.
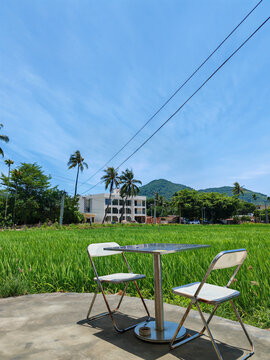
xmin=139 ymin=179 xmax=192 ymax=199
xmin=198 ymin=186 xmax=267 ymax=204
xmin=139 ymin=179 xmax=267 ymax=204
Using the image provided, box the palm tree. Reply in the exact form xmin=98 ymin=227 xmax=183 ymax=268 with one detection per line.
xmin=232 ymin=182 xmax=245 ymax=198
xmin=0 ymin=123 xmax=9 ymax=157
xmin=12 ymin=169 xmax=22 ymax=224
xmin=119 ymin=169 xmax=142 ymax=223
xmin=67 ymin=150 xmax=88 ymax=197
xmin=4 ymin=159 xmax=14 ymax=218
xmin=101 ymin=167 xmax=120 ymax=224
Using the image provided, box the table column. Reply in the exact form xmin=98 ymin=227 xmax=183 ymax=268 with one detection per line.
xmin=153 ymin=253 xmax=164 ymax=331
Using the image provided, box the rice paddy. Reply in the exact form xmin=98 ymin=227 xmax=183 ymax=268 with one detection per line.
xmin=0 ymin=224 xmax=269 ymax=328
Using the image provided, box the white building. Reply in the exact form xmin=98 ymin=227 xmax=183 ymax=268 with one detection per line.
xmin=79 ymin=189 xmax=146 ymax=224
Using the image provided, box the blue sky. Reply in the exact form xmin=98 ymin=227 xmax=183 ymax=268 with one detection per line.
xmin=1 ymin=0 xmax=270 ymax=196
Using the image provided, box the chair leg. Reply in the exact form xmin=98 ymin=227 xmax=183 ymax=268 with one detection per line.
xmin=86 ymin=286 xmax=99 ymax=319
xmin=229 ymin=301 xmax=255 ymax=359
xmin=170 ymin=302 xmax=220 ymax=350
xmin=134 ymin=280 xmax=151 ymax=320
xmin=87 ymin=282 xmax=148 ymax=333
xmin=170 ymin=301 xmax=194 ymax=349
xmin=196 ymin=303 xmax=223 ymax=360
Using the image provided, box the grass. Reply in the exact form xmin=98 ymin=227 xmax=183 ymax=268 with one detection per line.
xmin=0 ymin=224 xmax=269 ymax=329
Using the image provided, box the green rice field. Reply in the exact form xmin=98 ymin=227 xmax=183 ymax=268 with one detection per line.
xmin=0 ymin=224 xmax=269 ymax=329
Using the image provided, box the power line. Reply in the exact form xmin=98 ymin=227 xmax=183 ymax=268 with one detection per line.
xmin=79 ymin=0 xmax=263 ymax=188
xmin=81 ymin=16 xmax=270 ymax=195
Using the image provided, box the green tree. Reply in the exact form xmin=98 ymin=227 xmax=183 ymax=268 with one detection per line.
xmin=119 ymin=169 xmax=142 ymax=223
xmin=0 ymin=124 xmax=9 ymax=157
xmin=4 ymin=159 xmax=14 ymax=218
xmin=232 ymin=182 xmax=245 ymax=198
xmin=101 ymin=167 xmax=120 ymax=224
xmin=1 ymin=163 xmax=82 ymax=225
xmin=67 ymin=150 xmax=88 ymax=197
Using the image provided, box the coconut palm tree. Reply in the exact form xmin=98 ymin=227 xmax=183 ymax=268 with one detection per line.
xmin=232 ymin=182 xmax=245 ymax=198
xmin=0 ymin=123 xmax=9 ymax=157
xmin=4 ymin=159 xmax=14 ymax=218
xmin=119 ymin=169 xmax=142 ymax=223
xmin=67 ymin=150 xmax=88 ymax=197
xmin=101 ymin=167 xmax=120 ymax=224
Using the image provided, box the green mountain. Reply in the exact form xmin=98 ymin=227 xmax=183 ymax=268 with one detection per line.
xmin=139 ymin=179 xmax=192 ymax=199
xmin=139 ymin=179 xmax=267 ymax=204
xmin=198 ymin=186 xmax=267 ymax=204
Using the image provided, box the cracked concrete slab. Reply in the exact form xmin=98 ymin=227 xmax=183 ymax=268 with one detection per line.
xmin=0 ymin=293 xmax=269 ymax=360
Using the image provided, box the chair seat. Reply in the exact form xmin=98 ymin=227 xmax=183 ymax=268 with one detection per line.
xmin=94 ymin=273 xmax=145 ymax=283
xmin=172 ymin=282 xmax=240 ymax=304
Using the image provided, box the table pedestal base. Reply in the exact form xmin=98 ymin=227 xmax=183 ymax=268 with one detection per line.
xmin=134 ymin=321 xmax=186 ymax=343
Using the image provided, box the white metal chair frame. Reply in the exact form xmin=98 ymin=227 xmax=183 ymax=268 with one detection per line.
xmin=86 ymin=242 xmax=150 ymax=333
xmin=170 ymin=249 xmax=254 ymax=360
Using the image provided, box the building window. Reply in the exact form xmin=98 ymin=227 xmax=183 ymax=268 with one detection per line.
xmin=119 ymin=199 xmax=124 ymax=206
xmin=105 ymin=216 xmax=111 ymax=222
xmin=126 ymin=200 xmax=131 ymax=206
xmin=112 ymin=207 xmax=118 ymax=214
xmin=105 ymin=198 xmax=111 ymax=205
xmin=107 ymin=207 xmax=111 ymax=214
xmin=126 ymin=216 xmax=131 ymax=222
xmin=112 ymin=199 xmax=118 ymax=206
xmin=142 ymin=200 xmax=145 ymax=206
xmin=143 ymin=208 xmax=145 ymax=214
xmin=126 ymin=208 xmax=131 ymax=214
xmin=112 ymin=216 xmax=118 ymax=222
xmin=84 ymin=199 xmax=90 ymax=212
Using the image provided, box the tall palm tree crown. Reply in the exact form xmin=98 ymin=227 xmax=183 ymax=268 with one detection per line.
xmin=232 ymin=182 xmax=245 ymax=198
xmin=119 ymin=169 xmax=142 ymax=223
xmin=101 ymin=167 xmax=120 ymax=224
xmin=0 ymin=123 xmax=9 ymax=157
xmin=67 ymin=150 xmax=88 ymax=197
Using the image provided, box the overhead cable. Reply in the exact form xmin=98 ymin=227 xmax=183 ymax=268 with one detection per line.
xmin=79 ymin=0 xmax=263 ymax=188
xmin=81 ymin=16 xmax=270 ymax=195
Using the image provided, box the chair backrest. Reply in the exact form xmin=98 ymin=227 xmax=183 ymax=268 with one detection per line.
xmin=194 ymin=249 xmax=247 ymax=297
xmin=87 ymin=242 xmax=121 ymax=258
xmin=211 ymin=249 xmax=247 ymax=270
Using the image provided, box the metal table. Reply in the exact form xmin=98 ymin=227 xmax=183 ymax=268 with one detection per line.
xmin=105 ymin=243 xmax=209 ymax=343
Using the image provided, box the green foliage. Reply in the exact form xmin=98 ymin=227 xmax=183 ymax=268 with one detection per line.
xmin=0 ymin=163 xmax=81 ymax=225
xmin=171 ymin=189 xmax=256 ymax=222
xmin=0 ymin=123 xmax=9 ymax=157
xmin=198 ymin=186 xmax=267 ymax=204
xmin=0 ymin=224 xmax=269 ymax=329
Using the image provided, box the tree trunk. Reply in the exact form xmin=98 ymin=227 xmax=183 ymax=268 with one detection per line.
xmin=13 ymin=182 xmax=18 ymax=225
xmin=4 ymin=166 xmax=11 ymax=219
xmin=119 ymin=197 xmax=127 ymax=223
xmin=74 ymin=165 xmax=80 ymax=197
xmin=102 ymin=185 xmax=113 ymax=224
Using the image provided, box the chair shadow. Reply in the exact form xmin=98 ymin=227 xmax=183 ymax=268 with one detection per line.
xmin=77 ymin=312 xmax=246 ymax=360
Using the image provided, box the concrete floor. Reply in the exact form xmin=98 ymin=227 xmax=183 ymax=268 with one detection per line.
xmin=0 ymin=293 xmax=269 ymax=360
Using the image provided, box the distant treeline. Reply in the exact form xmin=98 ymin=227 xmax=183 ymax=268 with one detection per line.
xmin=147 ymin=189 xmax=258 ymax=222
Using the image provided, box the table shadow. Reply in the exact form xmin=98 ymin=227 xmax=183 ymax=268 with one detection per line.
xmin=77 ymin=312 xmax=246 ymax=360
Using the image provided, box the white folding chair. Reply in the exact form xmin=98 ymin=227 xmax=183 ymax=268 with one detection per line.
xmin=170 ymin=249 xmax=254 ymax=360
xmin=86 ymin=242 xmax=150 ymax=332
